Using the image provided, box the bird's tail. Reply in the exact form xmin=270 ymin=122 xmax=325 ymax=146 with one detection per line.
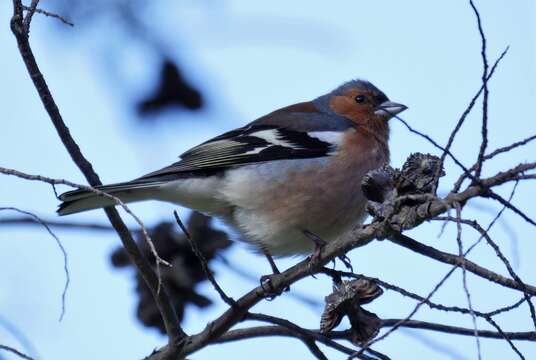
xmin=57 ymin=180 xmax=165 ymax=216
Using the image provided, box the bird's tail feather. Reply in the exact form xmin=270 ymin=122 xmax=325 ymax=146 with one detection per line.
xmin=57 ymin=181 xmax=165 ymax=216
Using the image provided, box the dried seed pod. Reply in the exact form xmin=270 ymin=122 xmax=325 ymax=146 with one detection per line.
xmin=395 ymin=153 xmax=444 ymax=195
xmin=320 ymin=278 xmax=383 ymax=337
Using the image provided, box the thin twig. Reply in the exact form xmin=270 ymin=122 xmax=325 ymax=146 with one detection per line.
xmin=22 ymin=0 xmax=38 ymax=32
xmin=483 ymin=316 xmax=526 ymax=359
xmin=371 ymin=181 xmax=526 ymax=358
xmin=395 ymin=115 xmax=475 ymax=182
xmin=218 ymin=255 xmax=322 ymax=309
xmin=454 ymin=203 xmax=482 ymax=360
xmin=388 ymin=233 xmax=536 ymax=295
xmin=216 ymin=321 xmax=536 ymax=347
xmin=487 ymin=297 xmax=526 ymax=317
xmin=487 ymin=190 xmax=536 ymax=227
xmin=0 ymin=207 xmax=69 ymax=321
xmin=0 ymin=166 xmax=169 ymax=266
xmin=22 ymin=5 xmax=73 ymax=26
xmin=437 ymin=214 xmax=536 ymax=331
xmin=0 ymin=216 xmax=115 ymax=232
xmin=453 ymin=134 xmax=536 ymax=191
xmin=438 ymin=46 xmax=509 ymax=178
xmin=0 ymin=315 xmax=38 ymax=359
xmin=469 ymin=0 xmax=490 ymax=180
xmin=174 ymin=211 xmax=235 ymax=306
xmin=247 ymin=313 xmax=388 ymax=360
xmin=0 ymin=344 xmax=35 ymax=360
xmin=381 ymin=319 xmax=535 ymax=341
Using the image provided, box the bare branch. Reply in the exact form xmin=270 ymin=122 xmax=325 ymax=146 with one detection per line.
xmin=0 ymin=344 xmax=34 ymax=360
xmin=453 ymin=133 xmax=536 ymax=191
xmin=22 ymin=0 xmax=39 ymax=32
xmin=438 ymin=46 xmax=509 ymax=174
xmin=437 ymin=215 xmax=536 ymax=330
xmin=0 ymin=315 xmax=38 ymax=358
xmin=469 ymin=0 xmax=490 ymax=179
xmin=0 ymin=216 xmax=115 ymax=232
xmin=22 ymin=5 xmax=73 ymax=27
xmin=10 ymin=0 xmax=182 ymax=342
xmin=381 ymin=319 xmax=535 ymax=341
xmin=173 ymin=211 xmax=236 ymax=307
xmin=247 ymin=313 xmax=388 ymax=360
xmin=487 ymin=190 xmax=536 ymax=227
xmin=454 ymin=203 xmax=482 ymax=359
xmin=389 ymin=233 xmax=536 ymax=295
xmin=216 ymin=320 xmax=536 ymax=346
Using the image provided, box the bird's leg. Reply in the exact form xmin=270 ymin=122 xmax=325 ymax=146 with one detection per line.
xmin=264 ymin=250 xmax=281 ymax=275
xmin=259 ymin=249 xmax=288 ymax=299
xmin=303 ymin=229 xmax=327 ymax=273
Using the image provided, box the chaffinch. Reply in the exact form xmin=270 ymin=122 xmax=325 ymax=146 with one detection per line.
xmin=58 ymin=80 xmax=406 ymax=258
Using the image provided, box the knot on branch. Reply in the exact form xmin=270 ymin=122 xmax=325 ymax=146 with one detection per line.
xmin=320 ymin=278 xmax=383 ymax=345
xmin=362 ymin=153 xmax=444 ymax=232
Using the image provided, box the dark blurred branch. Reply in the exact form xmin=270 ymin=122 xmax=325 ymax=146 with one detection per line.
xmin=0 ymin=315 xmax=39 ymax=359
xmin=0 ymin=216 xmax=115 ymax=232
xmin=10 ymin=0 xmax=182 ymax=345
xmin=0 ymin=344 xmax=34 ymax=360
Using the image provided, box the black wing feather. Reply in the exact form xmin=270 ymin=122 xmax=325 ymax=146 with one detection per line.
xmin=137 ymin=125 xmax=335 ymax=180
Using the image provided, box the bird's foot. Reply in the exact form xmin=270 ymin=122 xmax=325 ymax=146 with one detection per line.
xmin=303 ymin=230 xmax=327 ymax=276
xmin=259 ymin=250 xmax=289 ymax=299
xmin=337 ymin=254 xmax=354 ymax=272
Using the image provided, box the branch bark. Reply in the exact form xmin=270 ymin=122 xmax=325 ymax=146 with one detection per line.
xmin=10 ymin=0 xmax=183 ymax=345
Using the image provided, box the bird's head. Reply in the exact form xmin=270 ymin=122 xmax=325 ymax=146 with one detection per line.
xmin=315 ymin=80 xmax=407 ymax=136
xmin=330 ymin=79 xmax=406 ymax=122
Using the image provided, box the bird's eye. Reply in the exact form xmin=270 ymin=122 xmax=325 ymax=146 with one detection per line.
xmin=354 ymin=95 xmax=366 ymax=103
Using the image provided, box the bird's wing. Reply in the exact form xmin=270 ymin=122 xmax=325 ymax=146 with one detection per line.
xmin=136 ymin=103 xmax=352 ymax=180
xmin=137 ymin=124 xmax=339 ymax=179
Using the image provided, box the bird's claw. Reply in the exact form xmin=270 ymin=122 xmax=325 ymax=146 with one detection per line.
xmin=260 ymin=274 xmax=289 ymax=300
xmin=338 ymin=254 xmax=354 ymax=272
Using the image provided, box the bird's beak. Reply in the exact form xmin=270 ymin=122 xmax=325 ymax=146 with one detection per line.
xmin=374 ymin=101 xmax=408 ymax=120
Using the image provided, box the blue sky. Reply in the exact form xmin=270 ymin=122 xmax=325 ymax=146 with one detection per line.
xmin=1 ymin=1 xmax=535 ymax=359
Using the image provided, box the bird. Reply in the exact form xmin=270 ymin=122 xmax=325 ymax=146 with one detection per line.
xmin=58 ymin=79 xmax=407 ymax=263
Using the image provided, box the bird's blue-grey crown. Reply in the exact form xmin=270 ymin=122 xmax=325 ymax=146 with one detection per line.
xmin=331 ymin=79 xmax=388 ymax=100
xmin=312 ymin=79 xmax=389 ymax=115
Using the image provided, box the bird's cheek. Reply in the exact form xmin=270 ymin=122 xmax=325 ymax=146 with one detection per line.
xmin=329 ymin=96 xmax=369 ymax=125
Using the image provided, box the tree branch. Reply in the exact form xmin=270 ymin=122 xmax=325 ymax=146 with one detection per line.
xmin=10 ymin=1 xmax=182 ymax=344
xmin=0 ymin=344 xmax=34 ymax=360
